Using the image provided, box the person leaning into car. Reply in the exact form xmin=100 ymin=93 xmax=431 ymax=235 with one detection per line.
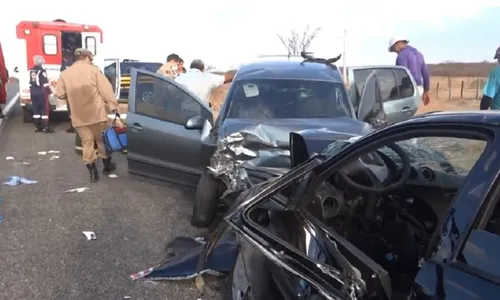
xmin=388 ymin=37 xmax=431 ymax=107
xmin=480 ymin=47 xmax=500 ymax=110
xmin=55 ymin=48 xmax=120 ymax=183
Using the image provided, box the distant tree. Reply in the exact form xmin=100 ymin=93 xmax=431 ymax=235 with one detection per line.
xmin=278 ymin=26 xmax=321 ymax=56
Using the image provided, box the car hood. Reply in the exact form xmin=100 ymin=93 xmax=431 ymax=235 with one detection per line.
xmin=209 ymin=118 xmax=372 ymax=194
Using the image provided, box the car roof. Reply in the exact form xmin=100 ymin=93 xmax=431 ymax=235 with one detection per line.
xmin=235 ymin=59 xmax=343 ymax=82
xmin=400 ymin=110 xmax=500 ymax=127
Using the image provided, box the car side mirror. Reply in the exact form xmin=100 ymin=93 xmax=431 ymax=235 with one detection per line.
xmin=185 ymin=115 xmax=205 ymax=130
xmin=357 ymin=71 xmax=386 ymax=127
xmin=290 ymin=132 xmax=309 ymax=168
xmin=14 ymin=67 xmax=19 ymax=73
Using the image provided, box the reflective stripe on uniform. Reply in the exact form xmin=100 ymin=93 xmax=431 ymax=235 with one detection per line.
xmin=35 ymin=70 xmax=41 ymax=86
xmin=43 ymin=83 xmax=50 ymax=87
xmin=41 ymin=115 xmax=49 ymax=119
xmin=33 ymin=114 xmax=41 ymax=118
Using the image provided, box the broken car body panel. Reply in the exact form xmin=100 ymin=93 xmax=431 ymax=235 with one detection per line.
xmin=217 ymin=111 xmax=500 ymax=299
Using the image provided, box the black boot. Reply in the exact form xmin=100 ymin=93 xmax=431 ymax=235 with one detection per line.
xmin=34 ymin=118 xmax=42 ymax=132
xmin=42 ymin=120 xmax=54 ymax=133
xmin=86 ymin=163 xmax=99 ymax=183
xmin=102 ymin=157 xmax=116 ymax=174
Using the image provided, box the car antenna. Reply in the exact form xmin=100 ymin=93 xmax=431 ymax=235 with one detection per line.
xmin=300 ymin=51 xmax=342 ymax=68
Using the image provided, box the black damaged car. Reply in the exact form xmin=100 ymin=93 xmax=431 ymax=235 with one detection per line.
xmin=204 ymin=111 xmax=500 ymax=300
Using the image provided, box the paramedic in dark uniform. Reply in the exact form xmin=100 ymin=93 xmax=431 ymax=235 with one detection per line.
xmin=60 ymin=52 xmax=75 ymax=133
xmin=29 ymin=55 xmax=53 ymax=133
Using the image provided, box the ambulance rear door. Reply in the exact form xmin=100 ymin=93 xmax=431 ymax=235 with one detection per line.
xmin=82 ymin=32 xmax=103 ymax=71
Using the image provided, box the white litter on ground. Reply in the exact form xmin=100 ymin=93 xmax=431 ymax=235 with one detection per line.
xmin=48 ymin=150 xmax=60 ymax=154
xmin=64 ymin=187 xmax=89 ymax=193
xmin=49 ymin=155 xmax=60 ymax=160
xmin=37 ymin=151 xmax=47 ymax=155
xmin=108 ymin=174 xmax=118 ymax=178
xmin=22 ymin=162 xmax=30 ymax=165
xmin=82 ymin=231 xmax=97 ymax=240
xmin=5 ymin=156 xmax=14 ymax=160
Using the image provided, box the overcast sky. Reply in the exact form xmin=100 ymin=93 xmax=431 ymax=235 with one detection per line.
xmin=1 ymin=0 xmax=499 ymax=71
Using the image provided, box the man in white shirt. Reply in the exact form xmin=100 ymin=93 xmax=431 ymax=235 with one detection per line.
xmin=175 ymin=59 xmax=224 ymax=106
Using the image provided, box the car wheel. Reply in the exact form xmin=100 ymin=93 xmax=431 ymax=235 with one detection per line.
xmin=23 ymin=108 xmax=33 ymax=123
xmin=191 ymin=170 xmax=220 ymax=227
xmin=224 ymin=246 xmax=274 ymax=300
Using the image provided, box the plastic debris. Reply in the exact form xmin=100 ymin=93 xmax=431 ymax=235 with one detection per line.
xmin=108 ymin=174 xmax=118 ymax=178
xmin=64 ymin=187 xmax=89 ymax=193
xmin=49 ymin=155 xmax=60 ymax=160
xmin=124 ymin=297 xmax=131 ymax=300
xmin=22 ymin=162 xmax=31 ymax=165
xmin=5 ymin=156 xmax=14 ymax=160
xmin=37 ymin=151 xmax=47 ymax=155
xmin=48 ymin=150 xmax=60 ymax=154
xmin=82 ymin=231 xmax=97 ymax=240
xmin=3 ymin=176 xmax=38 ymax=186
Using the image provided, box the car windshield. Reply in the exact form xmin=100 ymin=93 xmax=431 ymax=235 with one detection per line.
xmin=226 ymin=79 xmax=352 ymax=119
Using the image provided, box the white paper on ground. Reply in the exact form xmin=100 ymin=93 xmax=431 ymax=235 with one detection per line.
xmin=64 ymin=187 xmax=89 ymax=193
xmin=48 ymin=150 xmax=60 ymax=154
xmin=37 ymin=151 xmax=47 ymax=155
xmin=82 ymin=231 xmax=97 ymax=240
xmin=108 ymin=174 xmax=118 ymax=178
xmin=5 ymin=156 xmax=14 ymax=160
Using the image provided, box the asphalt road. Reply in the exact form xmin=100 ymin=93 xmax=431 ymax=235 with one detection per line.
xmin=0 ymin=105 xmax=224 ymax=299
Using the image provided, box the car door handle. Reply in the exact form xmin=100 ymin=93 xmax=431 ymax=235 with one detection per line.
xmin=401 ymin=106 xmax=412 ymax=113
xmin=129 ymin=123 xmax=143 ymax=131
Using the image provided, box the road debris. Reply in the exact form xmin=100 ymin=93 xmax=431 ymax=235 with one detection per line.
xmin=64 ymin=187 xmax=89 ymax=193
xmin=22 ymin=162 xmax=31 ymax=165
xmin=37 ymin=151 xmax=47 ymax=155
xmin=108 ymin=174 xmax=118 ymax=178
xmin=82 ymin=231 xmax=97 ymax=240
xmin=49 ymin=155 xmax=60 ymax=160
xmin=3 ymin=176 xmax=38 ymax=186
xmin=48 ymin=150 xmax=60 ymax=154
xmin=124 ymin=297 xmax=131 ymax=300
xmin=5 ymin=156 xmax=14 ymax=160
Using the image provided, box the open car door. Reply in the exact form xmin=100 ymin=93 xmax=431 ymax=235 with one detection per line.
xmin=127 ymin=69 xmax=213 ymax=187
xmin=348 ymin=66 xmax=419 ymax=124
xmin=104 ymin=58 xmax=121 ymax=100
xmin=82 ymin=32 xmax=103 ymax=71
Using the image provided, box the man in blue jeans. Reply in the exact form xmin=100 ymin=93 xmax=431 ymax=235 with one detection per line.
xmin=389 ymin=37 xmax=431 ymax=107
xmin=480 ymin=47 xmax=500 ymax=110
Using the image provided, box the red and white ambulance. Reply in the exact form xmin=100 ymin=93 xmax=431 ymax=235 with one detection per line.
xmin=14 ymin=20 xmax=104 ymax=122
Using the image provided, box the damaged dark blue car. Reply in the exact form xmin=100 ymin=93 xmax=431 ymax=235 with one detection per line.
xmin=211 ymin=110 xmax=500 ymax=299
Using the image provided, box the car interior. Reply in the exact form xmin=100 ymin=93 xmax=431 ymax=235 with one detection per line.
xmin=247 ymin=136 xmax=487 ymax=299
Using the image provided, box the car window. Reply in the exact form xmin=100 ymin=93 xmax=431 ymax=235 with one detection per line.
xmin=351 ymin=68 xmax=413 ymax=106
xmin=226 ymin=79 xmax=352 ymax=119
xmin=393 ymin=69 xmax=415 ymax=98
xmin=459 ymin=190 xmax=500 ymax=279
xmin=121 ymin=63 xmax=162 ymax=75
xmin=134 ymin=72 xmax=209 ymax=125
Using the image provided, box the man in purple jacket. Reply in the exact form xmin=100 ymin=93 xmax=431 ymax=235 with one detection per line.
xmin=389 ymin=37 xmax=430 ymax=106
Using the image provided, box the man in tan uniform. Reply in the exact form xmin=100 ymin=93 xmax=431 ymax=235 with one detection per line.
xmin=55 ymin=48 xmax=119 ymax=183
xmin=156 ymin=53 xmax=181 ymax=78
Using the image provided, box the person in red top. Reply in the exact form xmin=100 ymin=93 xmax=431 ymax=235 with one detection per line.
xmin=0 ymin=42 xmax=8 ymax=119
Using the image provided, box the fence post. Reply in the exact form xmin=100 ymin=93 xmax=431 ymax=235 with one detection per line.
xmin=448 ymin=76 xmax=451 ymax=100
xmin=475 ymin=74 xmax=480 ymax=99
xmin=460 ymin=81 xmax=464 ymax=100
xmin=436 ymin=82 xmax=440 ymax=99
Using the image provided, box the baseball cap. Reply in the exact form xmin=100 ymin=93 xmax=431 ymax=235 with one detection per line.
xmin=33 ymin=55 xmax=45 ymax=65
xmin=388 ymin=37 xmax=409 ymax=52
xmin=494 ymin=46 xmax=500 ymax=59
xmin=74 ymin=48 xmax=92 ymax=57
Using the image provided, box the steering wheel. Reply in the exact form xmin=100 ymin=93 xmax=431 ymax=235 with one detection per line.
xmin=337 ymin=143 xmax=411 ymax=194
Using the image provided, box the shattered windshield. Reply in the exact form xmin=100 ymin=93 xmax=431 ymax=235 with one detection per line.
xmin=322 ymin=136 xmax=486 ymax=175
xmin=226 ymin=79 xmax=352 ymax=119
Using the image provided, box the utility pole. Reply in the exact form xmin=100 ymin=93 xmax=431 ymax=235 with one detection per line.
xmin=342 ymin=29 xmax=347 ymax=83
